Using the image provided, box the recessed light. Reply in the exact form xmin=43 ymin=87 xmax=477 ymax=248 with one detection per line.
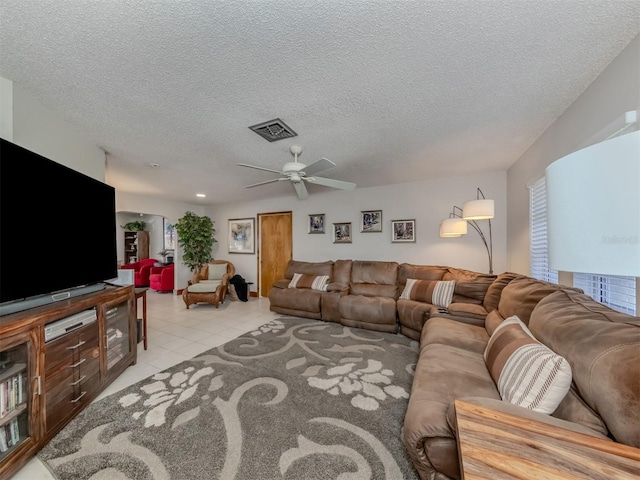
xmin=196 ymin=193 xmax=206 ymax=198
xmin=148 ymin=162 xmax=160 ymax=168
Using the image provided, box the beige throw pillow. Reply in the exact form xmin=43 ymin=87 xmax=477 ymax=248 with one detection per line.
xmin=207 ymin=263 xmax=228 ymax=281
xmin=399 ymin=279 xmax=455 ymax=308
xmin=288 ymin=273 xmax=329 ymax=291
xmin=484 ymin=315 xmax=572 ymax=414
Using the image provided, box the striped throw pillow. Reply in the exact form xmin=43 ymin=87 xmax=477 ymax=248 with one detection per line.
xmin=288 ymin=273 xmax=330 ymax=291
xmin=484 ymin=315 xmax=572 ymax=414
xmin=399 ymin=279 xmax=455 ymax=308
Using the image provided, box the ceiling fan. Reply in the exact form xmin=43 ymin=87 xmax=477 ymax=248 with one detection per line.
xmin=237 ymin=145 xmax=356 ymax=200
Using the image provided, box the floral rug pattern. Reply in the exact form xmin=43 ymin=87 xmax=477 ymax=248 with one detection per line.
xmin=39 ymin=317 xmax=420 ymax=480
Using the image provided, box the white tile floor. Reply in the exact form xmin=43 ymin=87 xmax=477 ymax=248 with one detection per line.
xmin=12 ymin=291 xmax=278 ymax=479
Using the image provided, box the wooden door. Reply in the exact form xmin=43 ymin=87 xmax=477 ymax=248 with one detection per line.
xmin=258 ymin=212 xmax=292 ymax=297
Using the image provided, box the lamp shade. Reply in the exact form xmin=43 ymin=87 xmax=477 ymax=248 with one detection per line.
xmin=440 ymin=218 xmax=467 ymax=237
xmin=546 ymin=130 xmax=640 ymax=276
xmin=462 ymin=199 xmax=494 ymax=220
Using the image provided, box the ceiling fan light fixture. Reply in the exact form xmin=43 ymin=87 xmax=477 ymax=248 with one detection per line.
xmin=237 ymin=144 xmax=356 ymax=200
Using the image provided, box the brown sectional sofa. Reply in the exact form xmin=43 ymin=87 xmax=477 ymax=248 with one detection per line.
xmin=268 ymin=259 xmax=640 ymax=479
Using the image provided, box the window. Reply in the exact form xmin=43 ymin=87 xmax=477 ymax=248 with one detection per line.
xmin=573 ymin=273 xmax=636 ymax=315
xmin=529 ymin=177 xmax=558 ymax=283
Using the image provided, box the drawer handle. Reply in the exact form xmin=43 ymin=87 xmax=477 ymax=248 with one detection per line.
xmin=71 ymin=391 xmax=87 ymax=403
xmin=69 ymin=358 xmax=86 ymax=368
xmin=69 ymin=375 xmax=86 ymax=386
xmin=66 ymin=340 xmax=86 ymax=350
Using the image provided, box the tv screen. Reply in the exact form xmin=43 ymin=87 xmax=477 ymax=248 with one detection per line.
xmin=0 ymin=138 xmax=117 ymax=309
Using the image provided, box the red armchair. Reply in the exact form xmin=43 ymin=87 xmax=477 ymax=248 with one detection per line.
xmin=120 ymin=258 xmax=157 ymax=287
xmin=150 ymin=264 xmax=174 ymax=292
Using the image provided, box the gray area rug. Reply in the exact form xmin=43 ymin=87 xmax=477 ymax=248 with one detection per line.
xmin=39 ymin=317 xmax=420 ymax=479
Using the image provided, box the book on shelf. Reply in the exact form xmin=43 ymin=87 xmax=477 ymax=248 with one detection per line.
xmin=0 ymin=425 xmax=6 ymax=452
xmin=0 ymin=367 xmax=28 ymax=419
xmin=0 ymin=418 xmax=20 ymax=452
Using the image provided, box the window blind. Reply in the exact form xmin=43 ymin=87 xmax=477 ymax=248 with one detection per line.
xmin=529 ymin=177 xmax=558 ymax=284
xmin=573 ymin=273 xmax=636 ymax=315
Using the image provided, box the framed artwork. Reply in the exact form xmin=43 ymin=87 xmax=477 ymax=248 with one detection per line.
xmin=163 ymin=217 xmax=176 ymax=250
xmin=228 ymin=218 xmax=255 ymax=254
xmin=308 ymin=213 xmax=325 ymax=234
xmin=361 ymin=210 xmax=382 ymax=232
xmin=333 ymin=222 xmax=352 ymax=243
xmin=391 ymin=219 xmax=416 ymax=243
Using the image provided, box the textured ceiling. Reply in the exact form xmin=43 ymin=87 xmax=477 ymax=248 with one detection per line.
xmin=1 ymin=1 xmax=638 ymax=205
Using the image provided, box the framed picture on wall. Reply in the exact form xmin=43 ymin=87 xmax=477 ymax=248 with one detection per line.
xmin=361 ymin=210 xmax=382 ymax=232
xmin=391 ymin=219 xmax=416 ymax=243
xmin=228 ymin=218 xmax=255 ymax=254
xmin=333 ymin=222 xmax=352 ymax=243
xmin=308 ymin=214 xmax=325 ymax=234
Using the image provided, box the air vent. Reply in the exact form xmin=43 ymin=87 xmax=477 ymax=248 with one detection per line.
xmin=249 ymin=118 xmax=297 ymax=142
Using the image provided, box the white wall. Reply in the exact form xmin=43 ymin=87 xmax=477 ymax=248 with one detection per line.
xmin=506 ymin=35 xmax=640 ymax=275
xmin=0 ymin=77 xmax=13 ymax=140
xmin=206 ymin=171 xmax=507 ymax=290
xmin=10 ymin=81 xmax=106 ymax=181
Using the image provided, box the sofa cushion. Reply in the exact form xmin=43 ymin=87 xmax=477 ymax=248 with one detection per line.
xmin=284 ymin=260 xmax=334 ymax=279
xmin=207 ymin=263 xmax=228 ymax=280
xmin=398 ymin=264 xmax=448 ymax=284
xmin=288 ymin=273 xmax=329 ymax=291
xmin=497 ymin=276 xmax=570 ymax=326
xmin=529 ymin=289 xmax=640 ymax=447
xmin=484 ymin=315 xmax=572 ymax=414
xmin=188 ymin=280 xmax=221 ymax=293
xmin=443 ymin=267 xmax=496 ymax=304
xmin=268 ymin=287 xmax=322 ymax=315
xmin=445 ymin=303 xmax=488 ymax=321
xmin=483 ymin=272 xmax=521 ymax=313
xmin=403 ymin=342 xmax=500 ymax=480
xmin=484 ymin=309 xmax=505 ymax=336
xmin=421 ymin=317 xmax=489 ymax=355
xmin=349 ymin=261 xmax=398 ymax=298
xmin=400 ymin=279 xmax=455 ymax=308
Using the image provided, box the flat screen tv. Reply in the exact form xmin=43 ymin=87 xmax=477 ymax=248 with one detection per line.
xmin=0 ymin=137 xmax=118 ymax=315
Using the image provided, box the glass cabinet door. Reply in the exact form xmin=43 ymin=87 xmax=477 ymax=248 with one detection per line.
xmin=0 ymin=332 xmax=36 ymax=461
xmin=104 ymin=301 xmax=131 ymax=372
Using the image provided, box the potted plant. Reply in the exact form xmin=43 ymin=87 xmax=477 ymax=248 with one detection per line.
xmin=175 ymin=211 xmax=216 ymax=272
xmin=121 ymin=221 xmax=147 ymax=231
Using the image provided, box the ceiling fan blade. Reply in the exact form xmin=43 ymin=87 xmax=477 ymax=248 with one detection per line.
xmin=237 ymin=163 xmax=283 ymax=175
xmin=293 ymin=181 xmax=309 ymax=200
xmin=305 ymin=176 xmax=356 ymax=191
xmin=302 ymin=157 xmax=335 ymax=176
xmin=245 ymin=178 xmax=286 ymax=188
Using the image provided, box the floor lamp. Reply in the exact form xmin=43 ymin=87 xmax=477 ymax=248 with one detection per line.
xmin=546 ymin=129 xmax=639 ymax=276
xmin=440 ymin=188 xmax=494 ymax=275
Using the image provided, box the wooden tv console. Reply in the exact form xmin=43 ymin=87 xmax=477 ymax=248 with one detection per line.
xmin=0 ymin=285 xmax=136 ymax=480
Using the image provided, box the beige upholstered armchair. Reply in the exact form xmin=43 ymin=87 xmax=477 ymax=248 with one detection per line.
xmin=182 ymin=260 xmax=235 ymax=309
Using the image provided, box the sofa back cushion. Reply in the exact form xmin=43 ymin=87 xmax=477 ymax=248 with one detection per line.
xmin=483 ymin=272 xmax=522 ymax=313
xmin=398 ymin=264 xmax=448 ymax=286
xmin=332 ymin=259 xmax=353 ymax=285
xmin=443 ymin=267 xmax=496 ymax=305
xmin=284 ymin=260 xmax=334 ymax=280
xmin=497 ymin=277 xmax=572 ymax=326
xmin=207 ymin=263 xmax=229 ymax=280
xmin=349 ymin=261 xmax=398 ymax=297
xmin=530 ymin=290 xmax=640 ymax=448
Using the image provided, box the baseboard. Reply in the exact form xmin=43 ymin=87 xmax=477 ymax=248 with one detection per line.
xmin=250 ymin=291 xmax=258 ymax=298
